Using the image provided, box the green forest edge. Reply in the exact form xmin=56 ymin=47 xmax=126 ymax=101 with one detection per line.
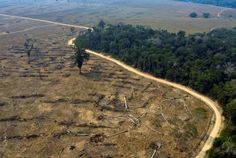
xmin=177 ymin=0 xmax=236 ymax=9
xmin=75 ymin=21 xmax=236 ymax=157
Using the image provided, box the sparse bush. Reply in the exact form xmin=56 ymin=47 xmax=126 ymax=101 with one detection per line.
xmin=184 ymin=123 xmax=198 ymax=138
xmin=193 ymin=107 xmax=208 ymax=119
xmin=203 ymin=12 xmax=210 ymax=18
xmin=189 ymin=12 xmax=198 ymax=18
xmin=73 ymin=38 xmax=90 ymax=74
xmin=24 ymin=38 xmax=34 ymax=64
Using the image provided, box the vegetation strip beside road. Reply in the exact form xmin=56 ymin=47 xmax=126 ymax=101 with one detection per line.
xmin=68 ymin=38 xmax=223 ymax=158
xmin=177 ymin=0 xmax=236 ymax=9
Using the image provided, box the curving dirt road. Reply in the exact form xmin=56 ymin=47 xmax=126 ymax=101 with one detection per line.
xmin=0 ymin=12 xmax=223 ymax=157
xmin=68 ymin=38 xmax=223 ymax=158
xmin=86 ymin=50 xmax=223 ymax=158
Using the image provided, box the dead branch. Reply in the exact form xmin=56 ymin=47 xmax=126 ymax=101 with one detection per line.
xmin=128 ymin=114 xmax=140 ymax=127
xmin=108 ymin=130 xmax=128 ymax=138
xmin=141 ymin=82 xmax=152 ymax=92
xmin=161 ymin=98 xmax=175 ymax=103
xmin=128 ymin=117 xmax=139 ymax=128
xmin=150 ymin=141 xmax=162 ymax=158
xmin=138 ymin=112 xmax=147 ymax=119
xmin=160 ymin=104 xmax=172 ymax=128
xmin=178 ymin=99 xmax=192 ymax=116
xmin=144 ymin=124 xmax=161 ymax=133
xmin=150 ymin=149 xmax=157 ymax=158
xmin=124 ymin=96 xmax=129 ymax=110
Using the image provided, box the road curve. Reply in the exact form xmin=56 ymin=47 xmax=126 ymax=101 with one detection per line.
xmin=0 ymin=12 xmax=222 ymax=157
xmin=0 ymin=13 xmax=90 ymax=29
xmin=68 ymin=38 xmax=223 ymax=158
xmin=86 ymin=49 xmax=223 ymax=158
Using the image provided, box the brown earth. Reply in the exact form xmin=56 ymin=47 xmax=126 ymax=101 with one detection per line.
xmin=0 ymin=18 xmax=213 ymax=158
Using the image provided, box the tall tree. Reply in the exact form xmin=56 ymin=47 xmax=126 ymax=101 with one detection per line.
xmin=98 ymin=20 xmax=106 ymax=28
xmin=73 ymin=40 xmax=89 ymax=74
xmin=189 ymin=12 xmax=198 ymax=18
xmin=24 ymin=38 xmax=34 ymax=64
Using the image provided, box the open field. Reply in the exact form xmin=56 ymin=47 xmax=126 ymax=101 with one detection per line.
xmin=0 ymin=17 xmax=214 ymax=157
xmin=0 ymin=0 xmax=236 ymax=33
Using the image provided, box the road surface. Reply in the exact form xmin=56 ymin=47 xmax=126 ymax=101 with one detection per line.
xmin=0 ymin=12 xmax=223 ymax=158
xmin=0 ymin=13 xmax=90 ymax=29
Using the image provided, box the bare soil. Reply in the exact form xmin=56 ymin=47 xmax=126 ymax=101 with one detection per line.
xmin=0 ymin=18 xmax=213 ymax=158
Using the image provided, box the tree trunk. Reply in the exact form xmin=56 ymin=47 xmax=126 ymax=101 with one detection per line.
xmin=79 ymin=68 xmax=82 ymax=74
xmin=27 ymin=52 xmax=30 ymax=64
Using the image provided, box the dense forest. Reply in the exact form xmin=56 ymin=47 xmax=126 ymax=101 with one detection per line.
xmin=75 ymin=22 xmax=236 ymax=157
xmin=177 ymin=0 xmax=236 ymax=8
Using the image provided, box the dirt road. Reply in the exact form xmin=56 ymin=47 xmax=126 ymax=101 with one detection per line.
xmin=85 ymin=49 xmax=223 ymax=158
xmin=0 ymin=12 xmax=223 ymax=157
xmin=69 ymin=38 xmax=223 ymax=158
xmin=0 ymin=13 xmax=90 ymax=29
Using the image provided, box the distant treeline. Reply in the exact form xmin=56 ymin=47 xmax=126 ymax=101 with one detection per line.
xmin=75 ymin=21 xmax=236 ymax=157
xmin=177 ymin=0 xmax=236 ymax=8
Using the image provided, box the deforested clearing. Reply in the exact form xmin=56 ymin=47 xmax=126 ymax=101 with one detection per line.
xmin=0 ymin=17 xmax=213 ymax=158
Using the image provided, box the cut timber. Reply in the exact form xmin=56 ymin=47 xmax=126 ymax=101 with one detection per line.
xmin=124 ymin=96 xmax=129 ymax=110
xmin=128 ymin=114 xmax=140 ymax=127
xmin=160 ymin=104 xmax=172 ymax=128
xmin=178 ymin=99 xmax=193 ymax=116
xmin=108 ymin=130 xmax=128 ymax=137
xmin=150 ymin=149 xmax=157 ymax=158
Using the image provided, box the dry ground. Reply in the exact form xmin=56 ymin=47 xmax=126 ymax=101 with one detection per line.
xmin=0 ymin=18 xmax=213 ymax=158
xmin=0 ymin=0 xmax=236 ymax=33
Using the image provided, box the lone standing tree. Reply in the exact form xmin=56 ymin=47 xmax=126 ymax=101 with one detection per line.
xmin=203 ymin=12 xmax=210 ymax=18
xmin=189 ymin=12 xmax=198 ymax=18
xmin=73 ymin=39 xmax=89 ymax=74
xmin=24 ymin=38 xmax=34 ymax=64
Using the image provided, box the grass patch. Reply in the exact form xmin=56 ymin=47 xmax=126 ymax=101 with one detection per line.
xmin=193 ymin=107 xmax=208 ymax=119
xmin=184 ymin=123 xmax=199 ymax=138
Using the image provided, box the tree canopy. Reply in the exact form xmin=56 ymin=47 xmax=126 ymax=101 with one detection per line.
xmin=178 ymin=0 xmax=236 ymax=9
xmin=189 ymin=12 xmax=198 ymax=18
xmin=203 ymin=12 xmax=210 ymax=18
xmin=24 ymin=38 xmax=34 ymax=64
xmin=73 ymin=39 xmax=89 ymax=74
xmin=76 ymin=22 xmax=236 ymax=157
